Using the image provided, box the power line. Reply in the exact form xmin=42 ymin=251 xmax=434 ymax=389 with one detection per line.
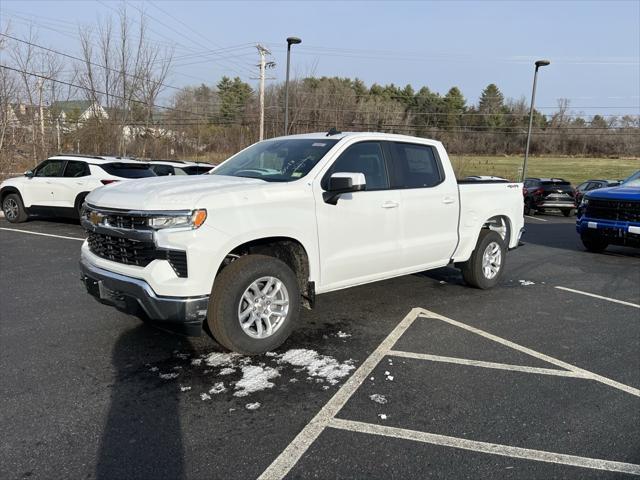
xmin=0 ymin=64 xmax=212 ymax=118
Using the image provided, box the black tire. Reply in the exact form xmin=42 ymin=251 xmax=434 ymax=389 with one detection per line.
xmin=561 ymin=208 xmax=573 ymax=217
xmin=581 ymin=233 xmax=608 ymax=253
xmin=207 ymin=254 xmax=300 ymax=355
xmin=523 ymin=201 xmax=531 ymax=216
xmin=74 ymin=192 xmax=89 ymax=219
xmin=460 ymin=229 xmax=507 ymax=289
xmin=2 ymin=193 xmax=28 ymax=223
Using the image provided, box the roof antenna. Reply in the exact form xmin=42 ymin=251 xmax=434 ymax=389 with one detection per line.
xmin=326 ymin=127 xmax=341 ymax=137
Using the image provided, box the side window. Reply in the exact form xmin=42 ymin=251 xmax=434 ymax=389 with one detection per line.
xmin=151 ymin=164 xmax=175 ymax=176
xmin=174 ymin=167 xmax=188 ymax=176
xmin=388 ymin=142 xmax=443 ymax=189
xmin=324 ymin=142 xmax=389 ymax=191
xmin=576 ymin=182 xmax=588 ymax=192
xmin=35 ymin=160 xmax=65 ymax=178
xmin=63 ymin=161 xmax=90 ymax=178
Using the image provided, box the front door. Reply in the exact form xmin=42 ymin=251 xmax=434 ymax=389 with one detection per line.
xmin=22 ymin=159 xmax=66 ymax=207
xmin=314 ymin=141 xmax=402 ymax=291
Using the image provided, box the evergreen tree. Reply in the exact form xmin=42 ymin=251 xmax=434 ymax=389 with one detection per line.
xmin=478 ymin=83 xmax=505 ymax=129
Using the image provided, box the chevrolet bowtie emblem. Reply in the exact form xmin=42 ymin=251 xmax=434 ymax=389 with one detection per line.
xmin=88 ymin=211 xmax=104 ymax=226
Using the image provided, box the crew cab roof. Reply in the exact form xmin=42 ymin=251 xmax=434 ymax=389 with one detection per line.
xmin=265 ymin=131 xmax=442 ymax=144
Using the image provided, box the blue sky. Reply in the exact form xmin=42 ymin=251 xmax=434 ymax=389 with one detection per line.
xmin=2 ymin=0 xmax=639 ymax=116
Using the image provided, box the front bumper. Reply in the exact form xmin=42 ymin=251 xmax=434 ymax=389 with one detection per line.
xmin=537 ymin=201 xmax=575 ymax=208
xmin=576 ymin=217 xmax=640 ymax=247
xmin=80 ymin=257 xmax=209 ymax=335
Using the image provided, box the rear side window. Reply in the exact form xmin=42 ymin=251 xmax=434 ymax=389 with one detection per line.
xmin=182 ymin=166 xmax=213 ymax=175
xmin=388 ymin=142 xmax=443 ymax=189
xmin=150 ymin=164 xmax=175 ymax=176
xmin=63 ymin=161 xmax=90 ymax=178
xmin=324 ymin=141 xmax=389 ymax=191
xmin=99 ymin=163 xmax=155 ymax=178
xmin=35 ymin=160 xmax=65 ymax=177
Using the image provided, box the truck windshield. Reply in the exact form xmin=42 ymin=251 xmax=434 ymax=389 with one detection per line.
xmin=211 ymin=139 xmax=339 ymax=182
xmin=622 ymin=171 xmax=640 ymax=187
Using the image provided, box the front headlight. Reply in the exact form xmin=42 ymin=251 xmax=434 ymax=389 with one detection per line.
xmin=148 ymin=209 xmax=207 ymax=230
xmin=580 ymin=197 xmax=589 ymax=207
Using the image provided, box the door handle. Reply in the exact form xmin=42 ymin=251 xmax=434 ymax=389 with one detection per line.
xmin=382 ymin=201 xmax=400 ymax=209
xmin=442 ymin=196 xmax=456 ymax=204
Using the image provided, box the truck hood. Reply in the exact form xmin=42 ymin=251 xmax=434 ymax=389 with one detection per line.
xmin=586 ymin=186 xmax=640 ymax=201
xmin=86 ymin=174 xmax=267 ymax=210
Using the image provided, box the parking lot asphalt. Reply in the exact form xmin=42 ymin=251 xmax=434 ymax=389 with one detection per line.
xmin=1 ymin=213 xmax=638 ymax=479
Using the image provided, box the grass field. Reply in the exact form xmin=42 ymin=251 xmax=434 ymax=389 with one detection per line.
xmin=449 ymin=156 xmax=639 ymax=185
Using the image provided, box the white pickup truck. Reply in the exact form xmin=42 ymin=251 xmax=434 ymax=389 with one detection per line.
xmin=80 ymin=132 xmax=524 ymax=354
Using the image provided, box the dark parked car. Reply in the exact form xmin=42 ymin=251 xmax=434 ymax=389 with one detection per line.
xmin=574 ymin=179 xmax=622 ymax=205
xmin=523 ymin=177 xmax=575 ymax=216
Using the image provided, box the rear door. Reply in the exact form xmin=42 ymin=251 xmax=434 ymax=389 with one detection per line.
xmin=51 ymin=160 xmax=91 ymax=207
xmin=385 ymin=141 xmax=459 ymax=270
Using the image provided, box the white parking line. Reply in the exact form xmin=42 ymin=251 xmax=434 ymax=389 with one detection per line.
xmin=555 ymin=286 xmax=640 ymax=309
xmin=258 ymin=307 xmax=640 ymax=479
xmin=258 ymin=308 xmax=422 ymax=480
xmin=388 ymin=351 xmax=586 ymax=378
xmin=329 ymin=419 xmax=640 ymax=476
xmin=525 ymin=215 xmax=548 ymax=222
xmin=0 ymin=227 xmax=84 ymax=242
xmin=417 ymin=309 xmax=640 ymax=398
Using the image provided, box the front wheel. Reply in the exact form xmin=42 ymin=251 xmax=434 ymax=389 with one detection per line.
xmin=581 ymin=233 xmax=608 ymax=253
xmin=2 ymin=193 xmax=28 ymax=223
xmin=207 ymin=254 xmax=300 ymax=354
xmin=460 ymin=230 xmax=507 ymax=289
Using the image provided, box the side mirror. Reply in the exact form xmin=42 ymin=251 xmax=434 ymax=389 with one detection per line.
xmin=24 ymin=170 xmax=34 ymax=178
xmin=323 ymin=172 xmax=366 ymax=205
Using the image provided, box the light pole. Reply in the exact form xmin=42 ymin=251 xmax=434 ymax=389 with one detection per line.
xmin=522 ymin=59 xmax=550 ymax=182
xmin=284 ymin=36 xmax=301 ymax=136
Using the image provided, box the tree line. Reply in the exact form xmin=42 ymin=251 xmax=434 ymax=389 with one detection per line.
xmin=1 ymin=9 xmax=638 ymax=175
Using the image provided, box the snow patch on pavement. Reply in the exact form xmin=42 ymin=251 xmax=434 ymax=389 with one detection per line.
xmin=233 ymin=365 xmax=280 ymax=397
xmin=278 ymin=349 xmax=355 ymax=384
xmin=369 ymin=393 xmax=388 ymax=404
xmin=245 ymin=402 xmax=261 ymax=410
xmin=208 ymin=382 xmax=227 ymax=394
xmin=519 ymin=280 xmax=536 ymax=286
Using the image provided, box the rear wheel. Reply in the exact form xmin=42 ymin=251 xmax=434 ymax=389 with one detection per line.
xmin=460 ymin=230 xmax=506 ymax=289
xmin=561 ymin=208 xmax=573 ymax=217
xmin=207 ymin=254 xmax=300 ymax=354
xmin=524 ymin=200 xmax=531 ymax=216
xmin=581 ymin=233 xmax=608 ymax=253
xmin=2 ymin=193 xmax=28 ymax=223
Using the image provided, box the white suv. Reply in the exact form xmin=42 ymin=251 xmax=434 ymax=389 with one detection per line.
xmin=148 ymin=160 xmax=215 ymax=176
xmin=0 ymin=154 xmax=155 ymax=223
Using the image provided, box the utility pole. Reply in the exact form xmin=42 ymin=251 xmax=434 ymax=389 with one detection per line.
xmin=37 ymin=79 xmax=46 ymax=153
xmin=256 ymin=45 xmax=270 ymax=141
xmin=255 ymin=45 xmax=275 ymax=141
xmin=56 ymin=117 xmax=61 ymax=152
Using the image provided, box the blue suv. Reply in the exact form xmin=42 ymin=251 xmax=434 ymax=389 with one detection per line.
xmin=576 ymin=171 xmax=640 ymax=252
